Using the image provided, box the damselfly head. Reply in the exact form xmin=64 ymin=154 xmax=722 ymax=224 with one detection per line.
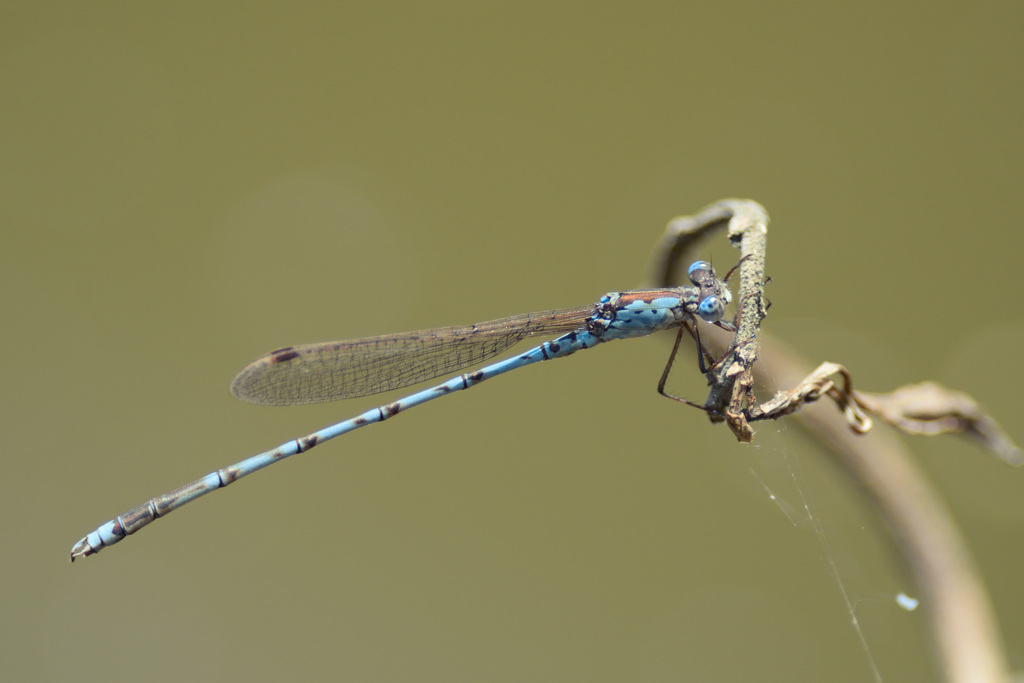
xmin=687 ymin=260 xmax=732 ymax=321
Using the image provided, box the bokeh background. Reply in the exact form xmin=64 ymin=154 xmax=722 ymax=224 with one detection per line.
xmin=4 ymin=3 xmax=1022 ymax=681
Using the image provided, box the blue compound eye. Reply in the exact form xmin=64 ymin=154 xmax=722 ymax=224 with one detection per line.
xmin=688 ymin=260 xmax=714 ymax=287
xmin=697 ymin=295 xmax=725 ymax=323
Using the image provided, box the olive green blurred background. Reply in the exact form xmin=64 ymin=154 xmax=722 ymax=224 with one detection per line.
xmin=4 ymin=3 xmax=1022 ymax=681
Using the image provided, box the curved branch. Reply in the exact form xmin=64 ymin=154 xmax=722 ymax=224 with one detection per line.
xmin=648 ymin=200 xmax=1014 ymax=683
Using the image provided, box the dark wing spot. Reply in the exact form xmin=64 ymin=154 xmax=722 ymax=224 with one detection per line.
xmin=270 ymin=348 xmax=300 ymax=364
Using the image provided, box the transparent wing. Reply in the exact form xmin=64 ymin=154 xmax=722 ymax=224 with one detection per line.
xmin=230 ymin=306 xmax=596 ymax=405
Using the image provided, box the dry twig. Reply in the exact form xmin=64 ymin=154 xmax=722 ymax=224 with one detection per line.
xmin=649 ymin=199 xmax=1020 ymax=683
